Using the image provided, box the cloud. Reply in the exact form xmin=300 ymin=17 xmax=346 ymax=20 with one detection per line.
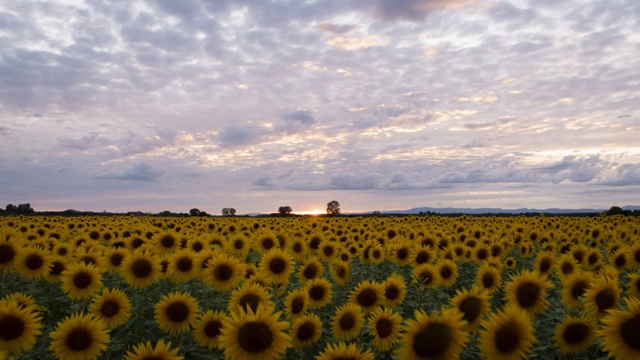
xmin=217 ymin=124 xmax=269 ymax=147
xmin=281 ymin=109 xmax=315 ymax=125
xmin=600 ymin=164 xmax=640 ymax=187
xmin=93 ymin=163 xmax=164 ymax=181
xmin=351 ymin=0 xmax=479 ymax=22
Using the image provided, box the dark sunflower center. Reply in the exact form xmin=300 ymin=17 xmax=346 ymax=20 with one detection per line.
xmin=412 ymin=322 xmax=451 ymax=358
xmin=0 ymin=315 xmax=25 ymax=341
xmin=588 ymin=253 xmax=599 ymax=265
xmin=205 ymin=320 xmax=222 ymax=338
xmin=562 ymin=322 xmax=590 ymax=345
xmin=539 ymin=258 xmax=552 ymax=273
xmin=376 ymin=318 xmax=393 ymax=339
xmin=615 ymin=255 xmax=626 ymax=268
xmin=192 ymin=242 xmax=204 ymax=252
xmin=440 ymin=266 xmax=453 ymax=280
xmin=356 ymin=288 xmax=377 ymax=308
xmin=292 ymin=243 xmax=302 ymax=253
xmin=65 ymin=327 xmax=93 ymax=351
xmin=297 ymin=321 xmax=316 ymax=341
xmin=416 ymin=251 xmax=430 ymax=264
xmin=494 ymin=321 xmax=521 ymax=353
xmin=262 ymin=239 xmax=274 ymax=250
xmin=397 ymin=248 xmax=408 ymax=260
xmin=131 ymin=238 xmax=144 ymax=248
xmin=482 ymin=273 xmax=495 ymax=289
xmin=339 ymin=312 xmax=355 ymax=330
xmin=420 ymin=271 xmax=434 ymax=285
xmin=50 ymin=261 xmax=65 ymax=276
xmin=239 ymin=294 xmax=261 ymax=313
xmin=80 ymin=256 xmax=96 ymax=266
xmin=132 ymin=259 xmax=152 ymax=278
xmin=166 ymin=302 xmax=189 ymax=323
xmin=73 ymin=272 xmax=93 ymax=289
xmin=269 ymin=257 xmax=286 ymax=274
xmin=237 ymin=321 xmax=273 ymax=353
xmin=0 ymin=245 xmax=15 ymax=264
xmin=477 ymin=249 xmax=488 ymax=260
xmin=110 ymin=253 xmax=124 ymax=267
xmin=561 ymin=262 xmax=574 ymax=275
xmin=515 ymin=282 xmax=541 ymax=308
xmin=458 ymin=296 xmax=482 ymax=324
xmin=335 ymin=266 xmax=346 ymax=278
xmin=309 ymin=286 xmax=325 ymax=301
xmin=303 ymin=264 xmax=318 ymax=279
xmin=595 ymin=288 xmax=616 ymax=312
xmin=214 ymin=264 xmax=233 ymax=281
xmin=620 ymin=314 xmax=640 ymax=351
xmin=323 ymin=246 xmax=334 ymax=257
xmin=291 ymin=297 xmax=304 ymax=314
xmin=234 ymin=240 xmax=244 ymax=250
xmin=101 ymin=300 xmax=120 ymax=318
xmin=25 ymin=254 xmax=44 ymax=270
xmin=161 ymin=235 xmax=175 ymax=248
xmin=385 ymin=285 xmax=399 ymax=300
xmin=571 ymin=280 xmax=590 ymax=299
xmin=177 ymin=257 xmax=193 ymax=273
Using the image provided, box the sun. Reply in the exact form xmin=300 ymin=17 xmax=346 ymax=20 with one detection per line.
xmin=299 ymin=209 xmax=323 ymax=215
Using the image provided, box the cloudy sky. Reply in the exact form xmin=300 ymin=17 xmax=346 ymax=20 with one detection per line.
xmin=1 ymin=0 xmax=639 ymax=214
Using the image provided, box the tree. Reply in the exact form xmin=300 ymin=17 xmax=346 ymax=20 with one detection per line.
xmin=326 ymin=200 xmax=341 ymax=215
xmin=189 ymin=208 xmax=201 ymax=216
xmin=278 ymin=206 xmax=292 ymax=215
xmin=222 ymin=208 xmax=236 ymax=216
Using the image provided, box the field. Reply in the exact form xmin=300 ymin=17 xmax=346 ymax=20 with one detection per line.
xmin=1 ymin=214 xmax=640 ymax=359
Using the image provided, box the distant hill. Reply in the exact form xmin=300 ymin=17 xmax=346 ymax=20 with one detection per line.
xmin=354 ymin=205 xmax=640 ymax=215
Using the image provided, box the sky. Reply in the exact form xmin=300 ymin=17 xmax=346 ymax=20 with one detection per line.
xmin=1 ymin=0 xmax=639 ymax=215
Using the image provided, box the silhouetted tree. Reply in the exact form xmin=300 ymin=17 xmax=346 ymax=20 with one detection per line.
xmin=326 ymin=200 xmax=341 ymax=215
xmin=189 ymin=208 xmax=201 ymax=216
xmin=222 ymin=208 xmax=236 ymax=216
xmin=372 ymin=210 xmax=381 ymax=216
xmin=4 ymin=203 xmax=34 ymax=215
xmin=278 ymin=206 xmax=292 ymax=215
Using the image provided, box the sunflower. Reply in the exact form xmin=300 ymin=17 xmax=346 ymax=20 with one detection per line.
xmin=450 ymin=286 xmax=490 ymax=332
xmin=305 ymin=278 xmax=333 ymax=309
xmin=534 ymin=251 xmax=555 ymax=277
xmin=478 ymin=306 xmax=536 ymax=360
xmin=331 ymin=303 xmax=365 ymax=340
xmin=123 ymin=339 xmax=183 ymax=360
xmin=316 ymin=342 xmax=375 ymax=360
xmin=167 ymin=249 xmax=199 ymax=283
xmin=154 ymin=291 xmax=199 ymax=334
xmin=202 ymin=254 xmax=245 ymax=291
xmin=254 ymin=231 xmax=279 ymax=253
xmin=46 ymin=255 xmax=68 ymax=282
xmin=153 ymin=230 xmax=181 ymax=255
xmin=413 ymin=263 xmax=440 ymax=289
xmin=103 ymin=247 xmax=127 ymax=273
xmin=284 ymin=288 xmax=308 ymax=321
xmin=556 ymin=253 xmax=578 ymax=279
xmin=503 ymin=270 xmax=552 ymax=316
xmin=318 ymin=240 xmax=338 ymax=262
xmin=553 ymin=315 xmax=597 ymax=355
xmin=228 ymin=234 xmax=250 ymax=259
xmin=0 ymin=237 xmax=21 ymax=271
xmin=329 ymin=260 xmax=350 ymax=286
xmin=287 ymin=237 xmax=308 ymax=261
xmin=88 ymin=288 xmax=131 ymax=329
xmin=0 ymin=301 xmax=42 ymax=355
xmin=585 ymin=248 xmax=603 ymax=269
xmin=389 ymin=240 xmax=412 ymax=266
xmin=381 ymin=273 xmax=407 ymax=308
xmin=600 ymin=296 xmax=640 ymax=359
xmin=610 ymin=248 xmax=629 ymax=272
xmin=60 ymin=262 xmax=103 ymax=300
xmin=220 ymin=305 xmax=290 ymax=360
xmin=49 ymin=312 xmax=110 ymax=360
xmin=504 ymin=256 xmax=517 ymax=269
xmin=121 ymin=248 xmax=161 ymax=289
xmin=397 ymin=307 xmax=469 ymax=360
xmin=297 ymin=256 xmax=324 ymax=284
xmin=626 ymin=272 xmax=640 ymax=299
xmin=411 ymin=245 xmax=435 ymax=267
xmin=367 ymin=243 xmax=385 ymax=265
xmin=1 ymin=292 xmax=38 ymax=311
xmin=290 ymin=313 xmax=323 ymax=348
xmin=187 ymin=237 xmax=207 ymax=253
xmin=476 ymin=264 xmax=502 ymax=294
xmin=560 ymin=271 xmax=595 ymax=309
xmin=367 ymin=306 xmax=402 ymax=352
xmin=228 ymin=282 xmax=273 ymax=315
xmin=192 ymin=310 xmax=229 ymax=350
xmin=349 ymin=280 xmax=384 ymax=314
xmin=583 ymin=276 xmax=620 ymax=319
xmin=15 ymin=246 xmax=51 ymax=280
xmin=260 ymin=248 xmax=294 ymax=284
xmin=437 ymin=258 xmax=459 ymax=287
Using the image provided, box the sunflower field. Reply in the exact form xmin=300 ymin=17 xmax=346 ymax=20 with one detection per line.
xmin=1 ymin=214 xmax=640 ymax=359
